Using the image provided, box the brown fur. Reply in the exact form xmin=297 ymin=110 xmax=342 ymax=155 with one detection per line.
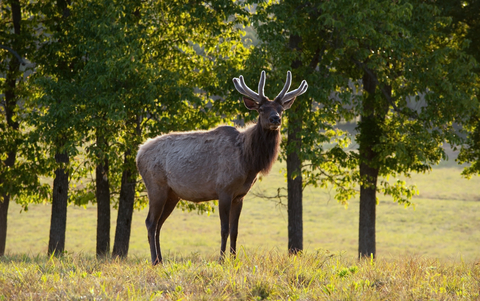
xmin=241 ymin=122 xmax=281 ymax=175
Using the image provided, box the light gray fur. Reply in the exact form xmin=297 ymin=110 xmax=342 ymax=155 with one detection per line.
xmin=136 ymin=126 xmax=254 ymax=203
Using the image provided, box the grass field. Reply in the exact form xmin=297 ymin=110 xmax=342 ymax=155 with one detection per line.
xmin=1 ymin=251 xmax=479 ymax=300
xmin=4 ymin=162 xmax=480 ymax=263
xmin=2 ymin=162 xmax=480 ymax=300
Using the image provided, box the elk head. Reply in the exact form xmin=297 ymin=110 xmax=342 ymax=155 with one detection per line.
xmin=233 ymin=71 xmax=308 ymax=131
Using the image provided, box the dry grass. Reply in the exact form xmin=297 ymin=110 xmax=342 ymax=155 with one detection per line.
xmin=2 ymin=162 xmax=480 ymax=299
xmin=1 ymin=250 xmax=479 ymax=300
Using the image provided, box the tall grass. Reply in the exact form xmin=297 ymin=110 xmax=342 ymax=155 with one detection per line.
xmin=1 ymin=251 xmax=479 ymax=300
xmin=2 ymin=162 xmax=480 ymax=299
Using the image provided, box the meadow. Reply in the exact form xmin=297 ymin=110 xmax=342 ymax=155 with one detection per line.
xmin=4 ymin=162 xmax=480 ymax=261
xmin=1 ymin=162 xmax=480 ymax=299
xmin=1 ymin=250 xmax=479 ymax=300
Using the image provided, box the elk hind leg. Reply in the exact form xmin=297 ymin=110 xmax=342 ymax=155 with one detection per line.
xmin=218 ymin=195 xmax=232 ymax=261
xmin=145 ymin=186 xmax=169 ymax=265
xmin=154 ymin=191 xmax=180 ymax=263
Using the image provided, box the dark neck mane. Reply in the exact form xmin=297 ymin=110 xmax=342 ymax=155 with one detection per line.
xmin=241 ymin=122 xmax=281 ymax=175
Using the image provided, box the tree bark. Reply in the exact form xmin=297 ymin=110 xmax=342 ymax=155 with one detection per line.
xmin=358 ymin=68 xmax=380 ymax=259
xmin=358 ymin=160 xmax=378 ymax=258
xmin=287 ymin=105 xmax=303 ymax=254
xmin=0 ymin=92 xmax=18 ymax=257
xmin=0 ymin=152 xmax=18 ymax=257
xmin=0 ymin=0 xmax=22 ymax=257
xmin=286 ymin=34 xmax=304 ymax=255
xmin=0 ymin=195 xmax=10 ymax=257
xmin=96 ymin=134 xmax=110 ymax=257
xmin=48 ymin=152 xmax=69 ymax=256
xmin=112 ymin=149 xmax=137 ymax=258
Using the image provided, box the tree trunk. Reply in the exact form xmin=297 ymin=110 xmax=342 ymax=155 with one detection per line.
xmin=48 ymin=152 xmax=69 ymax=256
xmin=96 ymin=134 xmax=110 ymax=257
xmin=358 ymin=68 xmax=380 ymax=259
xmin=0 ymin=110 xmax=18 ymax=258
xmin=0 ymin=152 xmax=17 ymax=256
xmin=0 ymin=195 xmax=10 ymax=256
xmin=286 ymin=34 xmax=304 ymax=255
xmin=287 ymin=108 xmax=303 ymax=254
xmin=358 ymin=161 xmax=379 ymax=258
xmin=112 ymin=150 xmax=137 ymax=258
xmin=0 ymin=0 xmax=22 ymax=257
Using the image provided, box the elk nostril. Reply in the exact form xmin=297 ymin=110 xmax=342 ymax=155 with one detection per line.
xmin=269 ymin=116 xmax=281 ymax=124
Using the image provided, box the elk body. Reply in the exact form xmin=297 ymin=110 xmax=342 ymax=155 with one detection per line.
xmin=136 ymin=71 xmax=308 ymax=265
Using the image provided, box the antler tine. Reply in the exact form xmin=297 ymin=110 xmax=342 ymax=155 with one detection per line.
xmin=233 ymin=76 xmax=261 ymax=103
xmin=274 ymin=71 xmax=292 ymax=102
xmin=232 ymin=78 xmax=248 ymax=96
xmin=236 ymin=75 xmax=260 ymax=103
xmin=233 ymin=76 xmax=259 ymax=102
xmin=282 ymin=80 xmax=308 ymax=103
xmin=258 ymin=70 xmax=266 ymax=99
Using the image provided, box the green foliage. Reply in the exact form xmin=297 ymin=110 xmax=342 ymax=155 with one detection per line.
xmin=458 ymin=122 xmax=480 ymax=178
xmin=29 ymin=0 xmax=249 ymax=212
xmin=0 ymin=0 xmax=51 ymax=206
xmin=248 ymin=0 xmax=479 ymax=205
xmin=440 ymin=0 xmax=480 ymax=177
xmin=246 ymin=0 xmax=359 ymax=207
xmin=176 ymin=200 xmax=217 ymax=215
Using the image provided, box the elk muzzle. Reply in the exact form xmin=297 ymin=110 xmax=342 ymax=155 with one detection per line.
xmin=269 ymin=114 xmax=281 ymax=130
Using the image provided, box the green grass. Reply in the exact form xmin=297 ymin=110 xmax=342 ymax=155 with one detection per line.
xmin=1 ymin=251 xmax=479 ymax=300
xmin=4 ymin=162 xmax=480 ymax=263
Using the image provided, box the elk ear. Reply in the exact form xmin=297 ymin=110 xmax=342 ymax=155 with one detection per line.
xmin=243 ymin=97 xmax=259 ymax=111
xmin=281 ymin=97 xmax=296 ymax=110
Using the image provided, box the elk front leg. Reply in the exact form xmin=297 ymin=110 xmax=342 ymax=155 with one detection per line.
xmin=229 ymin=197 xmax=244 ymax=257
xmin=218 ymin=195 xmax=232 ymax=261
xmin=146 ymin=207 xmax=163 ymax=265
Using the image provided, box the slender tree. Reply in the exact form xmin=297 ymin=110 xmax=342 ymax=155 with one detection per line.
xmin=0 ymin=0 xmax=23 ymax=257
xmin=247 ymin=0 xmax=353 ymax=255
xmin=47 ymin=0 xmax=72 ymax=257
xmin=0 ymin=0 xmax=47 ymax=256
xmin=31 ymin=0 xmax=87 ymax=256
xmin=285 ymin=34 xmax=305 ymax=254
xmin=0 ymin=2 xmax=22 ymax=256
xmin=325 ymin=0 xmax=478 ymax=258
xmin=112 ymin=147 xmax=138 ymax=258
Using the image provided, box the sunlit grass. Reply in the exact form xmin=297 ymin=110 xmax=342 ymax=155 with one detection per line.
xmin=3 ymin=161 xmax=480 ymax=299
xmin=1 ymin=250 xmax=479 ymax=300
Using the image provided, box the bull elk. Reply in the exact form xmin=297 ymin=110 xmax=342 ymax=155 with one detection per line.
xmin=136 ymin=71 xmax=308 ymax=264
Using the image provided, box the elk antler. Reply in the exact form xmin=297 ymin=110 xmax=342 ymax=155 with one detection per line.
xmin=233 ymin=71 xmax=266 ymax=104
xmin=274 ymin=71 xmax=308 ymax=104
